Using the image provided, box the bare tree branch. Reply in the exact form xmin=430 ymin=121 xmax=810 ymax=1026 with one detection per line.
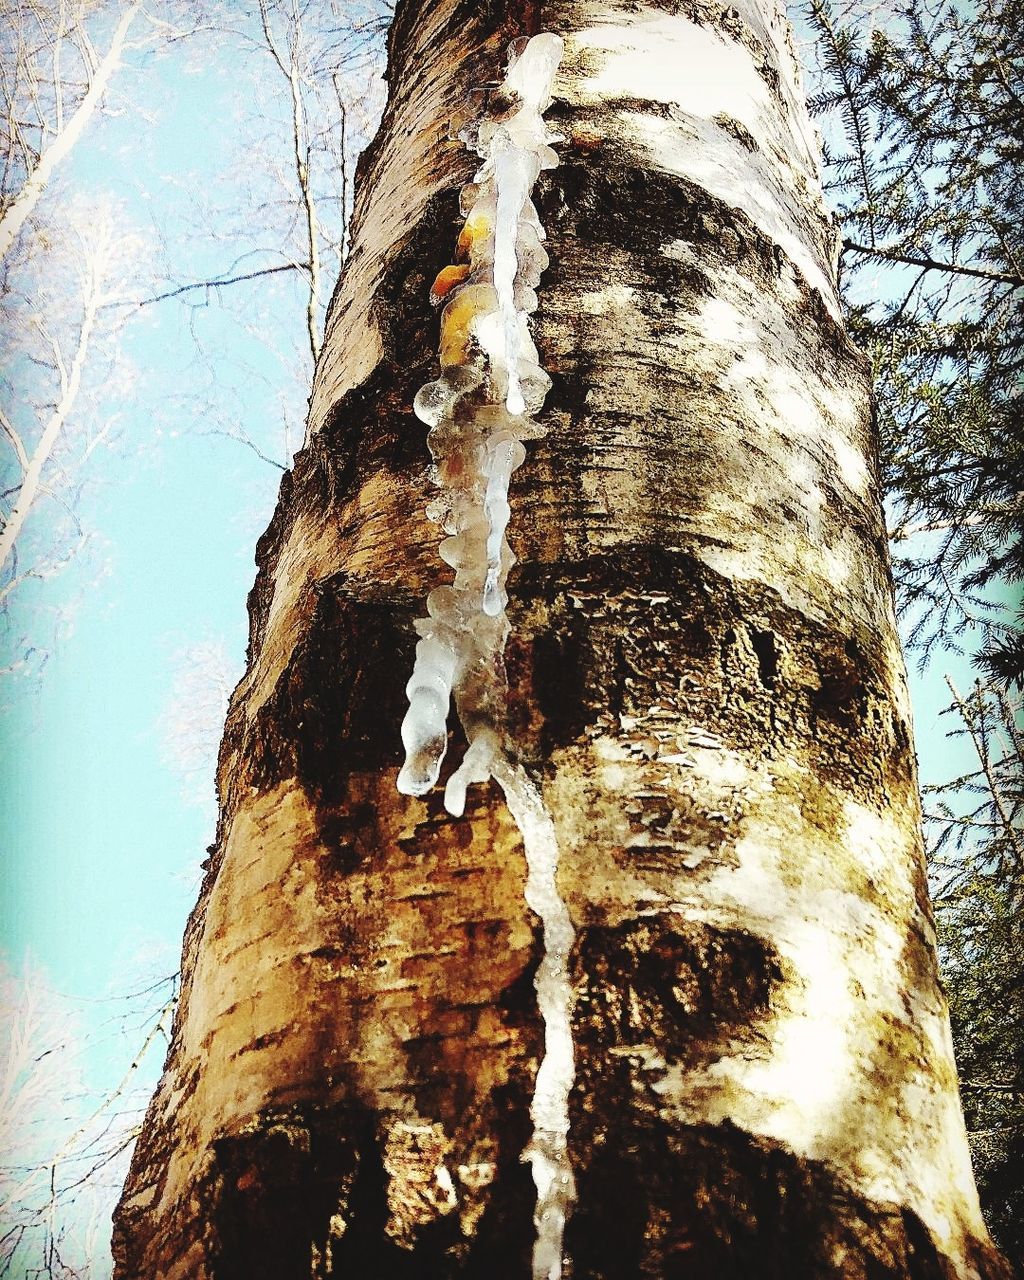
xmin=0 ymin=405 xmax=29 ymax=472
xmin=124 ymin=260 xmax=308 ymax=308
xmin=945 ymin=676 xmax=1024 ymax=872
xmin=0 ymin=238 xmax=104 ymax=573
xmin=0 ymin=3 xmax=139 ymax=263
xmin=257 ymin=0 xmax=323 ymax=363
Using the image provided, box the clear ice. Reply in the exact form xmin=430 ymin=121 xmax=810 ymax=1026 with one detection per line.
xmin=495 ymin=760 xmax=577 ymax=1280
xmin=394 ymin=32 xmax=576 ymax=1280
xmin=397 ymin=30 xmax=563 ymax=809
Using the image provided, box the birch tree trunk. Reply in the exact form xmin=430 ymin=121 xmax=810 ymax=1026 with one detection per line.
xmin=113 ymin=0 xmax=1012 ymax=1276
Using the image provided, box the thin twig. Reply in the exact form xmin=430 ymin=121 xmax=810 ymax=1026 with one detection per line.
xmin=946 ymin=676 xmax=1024 ymax=869
xmin=121 ymin=261 xmax=307 ymax=309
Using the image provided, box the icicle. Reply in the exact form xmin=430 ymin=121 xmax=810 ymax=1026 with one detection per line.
xmin=493 ymin=138 xmax=537 ymax=414
xmin=396 ymin=32 xmax=575 ymax=1280
xmin=397 ymin=32 xmax=565 ymax=804
xmin=396 ymin=631 xmax=458 ymax=796
xmin=494 ymin=761 xmax=577 ymax=1280
xmin=482 ymin=432 xmax=526 ymax=616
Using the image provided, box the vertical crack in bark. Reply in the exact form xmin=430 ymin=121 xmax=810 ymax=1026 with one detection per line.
xmin=394 ymin=33 xmax=576 ymax=1278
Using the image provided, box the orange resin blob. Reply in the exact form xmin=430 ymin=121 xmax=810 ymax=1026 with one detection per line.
xmin=430 ymin=263 xmax=472 ymax=306
xmin=456 ymin=212 xmax=492 ymax=264
xmin=439 ymin=283 xmax=499 ymax=369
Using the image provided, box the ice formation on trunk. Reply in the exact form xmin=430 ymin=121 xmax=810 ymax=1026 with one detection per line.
xmin=395 ymin=32 xmax=575 ymax=1280
xmin=495 ymin=759 xmax=577 ymax=1280
xmin=397 ymin=30 xmax=562 ymax=805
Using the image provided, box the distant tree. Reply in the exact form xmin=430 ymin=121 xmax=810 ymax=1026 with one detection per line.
xmin=939 ymin=867 xmax=1023 ymax=1265
xmin=0 ymin=1 xmax=143 ymax=674
xmin=0 ymin=960 xmax=176 ymax=1279
xmin=138 ymin=0 xmax=391 ymax=471
xmin=0 ymin=0 xmax=209 ymax=679
xmin=0 ymin=0 xmax=139 ymax=263
xmin=925 ymin=679 xmax=1023 ymax=1269
xmin=158 ymin=636 xmax=238 ymax=820
xmin=0 ymin=199 xmax=140 ymax=681
xmin=805 ymin=0 xmax=1023 ymax=681
xmin=804 ymin=0 xmax=1024 ymax=1258
xmin=0 ymin=1 xmax=391 ymax=678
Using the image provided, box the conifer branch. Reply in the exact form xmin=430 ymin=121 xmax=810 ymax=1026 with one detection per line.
xmin=844 ymin=240 xmax=1024 ymax=286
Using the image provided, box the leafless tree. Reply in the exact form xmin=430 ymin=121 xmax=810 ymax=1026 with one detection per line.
xmin=133 ymin=0 xmax=390 ymax=471
xmin=0 ymin=0 xmax=221 ymax=680
xmin=0 ymin=960 xmax=177 ymax=1278
xmin=0 ymin=198 xmax=143 ymax=682
xmin=158 ymin=636 xmax=239 ymax=812
xmin=0 ymin=1 xmax=140 ymax=263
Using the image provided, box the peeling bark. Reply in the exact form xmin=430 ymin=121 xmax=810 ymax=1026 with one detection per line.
xmin=113 ymin=1 xmax=1012 ymax=1277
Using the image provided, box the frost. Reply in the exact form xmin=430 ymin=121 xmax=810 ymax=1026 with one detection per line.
xmin=395 ymin=33 xmax=576 ymax=1280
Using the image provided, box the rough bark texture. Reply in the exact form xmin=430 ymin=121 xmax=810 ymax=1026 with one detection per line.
xmin=113 ymin=1 xmax=1012 ymax=1276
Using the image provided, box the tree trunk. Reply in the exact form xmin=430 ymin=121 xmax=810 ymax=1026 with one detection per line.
xmin=113 ymin=1 xmax=1011 ymax=1277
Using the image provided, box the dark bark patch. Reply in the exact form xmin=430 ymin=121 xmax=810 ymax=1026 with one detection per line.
xmin=209 ymin=1092 xmax=539 ymax=1280
xmin=513 ymin=546 xmax=915 ymax=814
xmin=399 ymin=944 xmax=544 ymax=1129
xmin=317 ymin=805 xmax=380 ymax=876
xmin=246 ymin=180 xmax=465 ymax=667
xmin=212 ymin=1110 xmax=360 ymax=1280
xmin=231 ymin=1028 xmax=290 ymax=1059
xmin=538 ymin=149 xmax=856 ymax=367
xmin=242 ymin=584 xmax=411 ymax=807
xmin=247 ymin=468 xmax=295 ymax=659
xmin=812 ymin=634 xmax=868 ymax=728
xmin=565 ymin=1119 xmax=1014 ymax=1279
xmin=571 ymin=916 xmax=780 ymax=1067
xmin=714 ymin=112 xmax=758 ymax=150
xmin=749 ymin=625 xmax=779 ymax=689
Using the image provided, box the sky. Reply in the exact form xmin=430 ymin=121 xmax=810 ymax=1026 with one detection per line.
xmin=2 ymin=49 xmax=285 ymax=997
xmin=0 ymin=4 xmax=1015 ymax=1273
xmin=0 ymin=13 xmax=377 ymax=1269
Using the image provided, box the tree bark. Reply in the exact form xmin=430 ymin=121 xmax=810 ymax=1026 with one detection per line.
xmin=113 ymin=0 xmax=1012 ymax=1277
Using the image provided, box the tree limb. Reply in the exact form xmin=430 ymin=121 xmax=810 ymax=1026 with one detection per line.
xmin=0 ymin=4 xmax=139 ymax=263
xmin=0 ymin=405 xmax=29 ymax=472
xmin=125 ymin=261 xmax=308 ymax=308
xmin=844 ymin=239 xmax=1024 ymax=286
xmin=0 ymin=264 xmax=101 ymax=573
xmin=946 ymin=676 xmax=1024 ymax=872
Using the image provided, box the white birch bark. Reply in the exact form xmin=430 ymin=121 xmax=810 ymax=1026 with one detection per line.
xmin=113 ymin=2 xmax=1010 ymax=1277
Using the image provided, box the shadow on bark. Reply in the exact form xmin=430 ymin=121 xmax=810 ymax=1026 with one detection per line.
xmin=211 ymin=1087 xmax=537 ymax=1280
